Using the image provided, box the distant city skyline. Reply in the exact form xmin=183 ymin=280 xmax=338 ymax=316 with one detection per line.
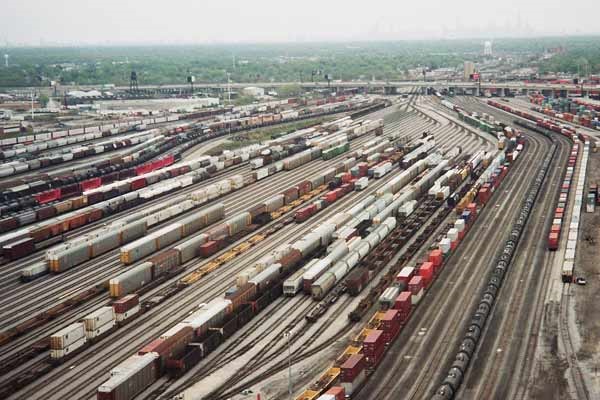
xmin=2 ymin=0 xmax=598 ymax=46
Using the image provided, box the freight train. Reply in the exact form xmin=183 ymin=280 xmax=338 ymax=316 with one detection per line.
xmin=2 ymin=111 xmax=382 ymax=262
xmin=431 ymin=115 xmax=557 ymax=400
xmin=0 ymin=129 xmax=168 ymax=178
xmin=529 ymin=94 xmax=600 ymax=130
xmin=487 ymin=100 xmax=586 ymax=141
xmin=0 ymin=154 xmax=217 ymax=260
xmin=107 ymin=154 xmax=358 ymax=299
xmin=34 ymin=173 xmax=246 ymax=278
xmin=0 ymin=114 xmax=180 ymax=151
xmin=0 ymin=98 xmax=385 ymax=219
xmin=297 ymin=123 xmax=527 ymax=399
xmin=94 ymin=151 xmax=373 ymax=399
xmin=513 ymin=120 xmax=589 ymax=283
xmin=0 ymin=135 xmax=185 ymax=220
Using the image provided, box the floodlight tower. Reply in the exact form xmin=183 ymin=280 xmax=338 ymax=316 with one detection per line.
xmin=129 ymin=70 xmax=139 ymax=93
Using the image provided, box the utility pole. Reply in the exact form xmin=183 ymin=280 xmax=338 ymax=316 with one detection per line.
xmin=187 ymin=70 xmax=195 ymax=97
xmin=227 ymin=72 xmax=231 ymax=103
xmin=284 ymin=331 xmax=293 ymax=399
xmin=31 ymin=91 xmax=34 ymax=121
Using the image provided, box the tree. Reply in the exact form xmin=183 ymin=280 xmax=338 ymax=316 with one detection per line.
xmin=38 ymin=94 xmax=49 ymax=107
xmin=233 ymin=95 xmax=255 ymax=106
xmin=278 ymin=84 xmax=302 ymax=98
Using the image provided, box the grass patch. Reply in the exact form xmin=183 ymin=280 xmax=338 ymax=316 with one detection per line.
xmin=235 ymin=116 xmax=335 ymax=142
xmin=207 ymin=116 xmax=338 ymax=155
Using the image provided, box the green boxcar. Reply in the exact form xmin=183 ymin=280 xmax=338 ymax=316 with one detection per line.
xmin=322 ymin=142 xmax=349 ymax=160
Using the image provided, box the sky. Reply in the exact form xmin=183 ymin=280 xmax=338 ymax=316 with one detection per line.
xmin=2 ymin=0 xmax=598 ymax=46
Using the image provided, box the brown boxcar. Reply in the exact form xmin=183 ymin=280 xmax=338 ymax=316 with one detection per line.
xmin=113 ymin=294 xmax=140 ymax=314
xmin=225 ymin=283 xmax=257 ymax=312
xmin=88 ymin=208 xmax=103 ymax=222
xmin=198 ymin=241 xmax=220 ymax=258
xmin=3 ymin=237 xmax=35 ymax=260
xmin=36 ymin=205 xmax=57 ymax=220
xmin=30 ymin=226 xmax=52 ymax=242
xmin=0 ymin=217 xmax=18 ymax=233
xmin=149 ymin=249 xmax=180 ymax=278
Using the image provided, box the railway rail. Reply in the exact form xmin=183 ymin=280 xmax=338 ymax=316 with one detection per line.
xmin=458 ymin=96 xmax=590 ymax=400
xmin=558 ymin=284 xmax=590 ymax=400
xmin=424 ymin=96 xmax=568 ymax=400
xmin=0 ymin=93 xmax=495 ymax=400
xmin=0 ymin=95 xmax=423 ymax=399
xmin=350 ymin=96 xmax=551 ymax=400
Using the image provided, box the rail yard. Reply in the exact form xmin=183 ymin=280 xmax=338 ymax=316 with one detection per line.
xmin=0 ymin=84 xmax=598 ymax=400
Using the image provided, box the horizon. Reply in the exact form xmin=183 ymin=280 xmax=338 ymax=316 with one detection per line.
xmin=1 ymin=33 xmax=599 ymax=49
xmin=3 ymin=0 xmax=599 ymax=46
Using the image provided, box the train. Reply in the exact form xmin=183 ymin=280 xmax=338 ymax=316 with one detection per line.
xmin=1 ymin=109 xmax=384 ymax=264
xmin=0 ymin=98 xmax=385 ymax=218
xmin=297 ymin=115 xmax=530 ymax=398
xmin=431 ymin=111 xmax=557 ymax=400
xmin=50 ymin=294 xmax=140 ymax=364
xmin=0 ymin=115 xmax=179 ymax=151
xmin=37 ymin=173 xmax=247 ymax=277
xmin=0 ymin=153 xmax=214 ymax=259
xmin=95 ymin=148 xmax=379 ymax=399
xmin=486 ymin=99 xmax=591 ymax=282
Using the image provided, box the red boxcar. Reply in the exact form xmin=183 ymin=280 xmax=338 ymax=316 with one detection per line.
xmin=548 ymin=233 xmax=559 ymax=250
xmin=80 ymin=178 xmax=102 ymax=191
xmin=35 ymin=189 xmax=61 ymax=205
xmin=408 ymin=276 xmax=423 ymax=295
xmin=380 ymin=309 xmax=401 ymax=344
xmin=295 ymin=204 xmax=317 ymax=222
xmin=418 ymin=262 xmax=434 ymax=287
xmin=428 ymin=250 xmax=443 ymax=269
xmin=393 ymin=291 xmax=412 ymax=316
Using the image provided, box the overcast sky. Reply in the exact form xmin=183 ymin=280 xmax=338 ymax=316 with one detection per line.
xmin=2 ymin=0 xmax=598 ymax=45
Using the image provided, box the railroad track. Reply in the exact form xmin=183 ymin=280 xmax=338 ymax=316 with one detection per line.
xmin=458 ymin=132 xmax=567 ymax=399
xmin=176 ymin=296 xmax=310 ymax=381
xmin=0 ymin=104 xmax=432 ymax=320
xmin=204 ymin=296 xmax=358 ymax=400
xmin=0 ymin=104 xmax=406 ymax=274
xmin=157 ymin=100 xmax=495 ymax=400
xmin=3 ymin=102 xmax=428 ymax=399
xmin=434 ymin=96 xmax=573 ymax=400
xmin=158 ymin=297 xmax=324 ymax=398
xmin=0 ymin=104 xmax=408 ymax=326
xmin=484 ymin=93 xmax=593 ymax=399
xmin=13 ymin=161 xmax=407 ymax=400
xmin=559 ymin=284 xmax=590 ymax=400
xmin=352 ymin=96 xmax=551 ymax=400
xmin=3 ymin=94 xmax=491 ymax=399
